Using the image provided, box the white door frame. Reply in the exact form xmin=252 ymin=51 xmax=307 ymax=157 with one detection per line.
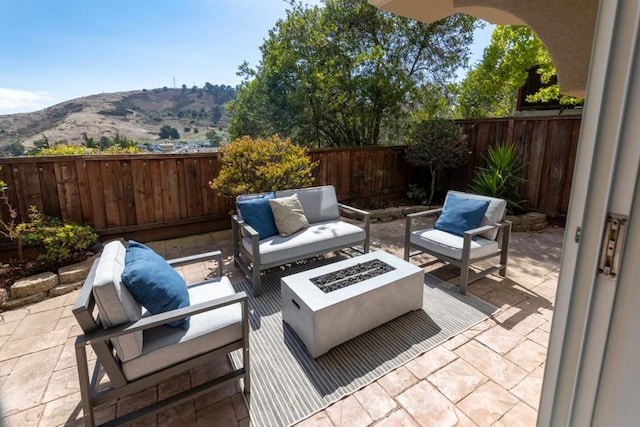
xmin=539 ymin=0 xmax=640 ymax=425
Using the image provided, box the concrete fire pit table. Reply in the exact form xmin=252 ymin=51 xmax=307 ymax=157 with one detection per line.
xmin=281 ymin=251 xmax=424 ymax=358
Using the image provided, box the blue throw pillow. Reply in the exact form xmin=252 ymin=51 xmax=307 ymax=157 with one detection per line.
xmin=435 ymin=194 xmax=490 ymax=237
xmin=236 ymin=192 xmax=278 ymax=239
xmin=121 ymin=241 xmax=190 ymax=329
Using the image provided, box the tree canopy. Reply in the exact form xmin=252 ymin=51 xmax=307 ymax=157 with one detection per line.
xmin=227 ymin=0 xmax=477 ymax=147
xmin=456 ymin=25 xmax=583 ymax=118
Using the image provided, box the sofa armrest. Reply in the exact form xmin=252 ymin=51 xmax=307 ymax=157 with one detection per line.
xmin=77 ymin=290 xmax=248 ymax=346
xmin=338 ymin=203 xmax=371 ymax=253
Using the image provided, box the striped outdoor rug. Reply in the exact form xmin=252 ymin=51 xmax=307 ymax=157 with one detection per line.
xmin=229 ymin=257 xmax=497 ymax=427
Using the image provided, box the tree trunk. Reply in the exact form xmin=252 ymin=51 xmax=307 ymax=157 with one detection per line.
xmin=429 ymin=168 xmax=437 ymax=205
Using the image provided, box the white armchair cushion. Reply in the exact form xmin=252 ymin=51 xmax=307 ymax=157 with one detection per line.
xmin=122 ymin=276 xmax=243 ymax=381
xmin=410 ymin=229 xmax=499 ymax=261
xmin=91 ymin=241 xmax=143 ymax=362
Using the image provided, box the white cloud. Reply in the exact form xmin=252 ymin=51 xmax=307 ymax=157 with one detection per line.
xmin=0 ymin=88 xmax=53 ymax=114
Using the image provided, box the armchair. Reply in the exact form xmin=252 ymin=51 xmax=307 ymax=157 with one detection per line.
xmin=404 ymin=191 xmax=511 ymax=294
xmin=72 ymin=241 xmax=249 ymax=426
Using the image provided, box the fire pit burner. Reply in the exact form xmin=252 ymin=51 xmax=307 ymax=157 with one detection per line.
xmin=311 ymin=260 xmax=396 ymax=293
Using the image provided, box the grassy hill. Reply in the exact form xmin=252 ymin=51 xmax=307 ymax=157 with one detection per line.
xmin=0 ymin=86 xmax=235 ymax=150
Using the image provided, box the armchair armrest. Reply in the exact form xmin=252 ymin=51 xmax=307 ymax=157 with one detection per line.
xmin=338 ymin=203 xmax=371 ymax=253
xmin=338 ymin=203 xmax=371 ymax=220
xmin=77 ymin=291 xmax=248 ymax=347
xmin=167 ymin=250 xmax=223 ymax=277
xmin=231 ymin=215 xmax=260 ymax=238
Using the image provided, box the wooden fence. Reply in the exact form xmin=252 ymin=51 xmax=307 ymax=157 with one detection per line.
xmin=0 ymin=114 xmax=581 ymax=246
xmin=440 ymin=115 xmax=582 ymax=219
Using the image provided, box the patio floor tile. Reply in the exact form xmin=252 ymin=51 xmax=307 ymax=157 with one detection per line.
xmin=296 ymin=410 xmax=334 ymax=427
xmin=475 ymin=325 xmax=525 ymax=355
xmin=1 ymin=405 xmax=43 ymax=427
xmin=354 ymin=381 xmax=397 ymax=420
xmin=505 ymin=339 xmax=547 ymax=372
xmin=404 ymin=346 xmax=457 ymax=379
xmin=494 ymin=401 xmax=538 ymax=427
xmin=396 ymin=381 xmax=459 ymax=427
xmin=195 ymin=397 xmax=239 ymax=426
xmin=510 ymin=366 xmax=545 ymax=409
xmin=455 ymin=340 xmax=527 ymax=389
xmin=325 ymin=394 xmax=374 ymax=427
xmin=457 ymin=381 xmax=518 ymax=426
xmin=1 ymin=346 xmax=62 ymax=415
xmin=377 ymin=366 xmax=419 ymax=397
xmin=527 ymin=327 xmax=550 ymax=348
xmin=427 ymin=358 xmax=489 ymax=403
xmin=375 ymin=409 xmax=421 ymax=427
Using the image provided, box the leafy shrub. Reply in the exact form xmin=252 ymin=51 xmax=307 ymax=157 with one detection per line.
xmin=17 ymin=207 xmax=98 ymax=264
xmin=30 ymin=144 xmax=97 ymax=156
xmin=404 ymin=119 xmax=470 ymax=204
xmin=469 ymin=143 xmax=527 ymax=214
xmin=406 ymin=184 xmax=429 ymax=203
xmin=210 ymin=135 xmax=318 ymax=196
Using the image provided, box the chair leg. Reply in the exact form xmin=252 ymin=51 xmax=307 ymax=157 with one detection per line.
xmin=75 ymin=343 xmax=95 ymax=427
xmin=242 ymin=299 xmax=251 ymax=394
xmin=252 ymin=264 xmax=261 ymax=297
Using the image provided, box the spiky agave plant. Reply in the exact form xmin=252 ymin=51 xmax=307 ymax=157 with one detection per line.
xmin=469 ymin=143 xmax=527 ymax=214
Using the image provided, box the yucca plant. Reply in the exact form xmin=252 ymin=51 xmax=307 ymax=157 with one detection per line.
xmin=469 ymin=143 xmax=527 ymax=214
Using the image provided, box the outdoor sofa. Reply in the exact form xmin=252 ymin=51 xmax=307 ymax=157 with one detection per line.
xmin=232 ymin=185 xmax=371 ymax=295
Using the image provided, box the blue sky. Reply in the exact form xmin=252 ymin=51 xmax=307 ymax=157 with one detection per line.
xmin=0 ymin=0 xmax=493 ymax=115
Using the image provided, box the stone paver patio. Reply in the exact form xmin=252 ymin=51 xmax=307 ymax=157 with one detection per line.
xmin=0 ymin=218 xmax=563 ymax=426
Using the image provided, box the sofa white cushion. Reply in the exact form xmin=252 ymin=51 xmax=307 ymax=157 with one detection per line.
xmin=91 ymin=241 xmax=143 ymax=362
xmin=276 ymin=185 xmax=340 ymax=224
xmin=122 ymin=276 xmax=243 ymax=381
xmin=410 ymin=228 xmax=499 ymax=261
xmin=447 ymin=191 xmax=507 ymax=240
xmin=243 ymin=220 xmax=366 ymax=266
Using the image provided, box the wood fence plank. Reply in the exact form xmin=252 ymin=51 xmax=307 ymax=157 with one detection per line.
xmin=85 ymin=160 xmax=107 ymax=230
xmin=131 ymin=159 xmax=155 ymax=225
xmin=184 ymin=157 xmax=203 ymax=218
xmin=120 ymin=160 xmax=137 ymax=226
xmin=75 ymin=159 xmax=94 ymax=226
xmin=36 ymin=162 xmax=61 ymax=219
xmin=149 ymin=160 xmax=165 ymax=222
xmin=14 ymin=162 xmax=43 ymax=219
xmin=160 ymin=159 xmax=181 ymax=221
xmin=101 ymin=160 xmax=124 ymax=228
xmin=526 ymin=120 xmax=549 ymax=210
xmin=54 ymin=160 xmax=83 ymax=224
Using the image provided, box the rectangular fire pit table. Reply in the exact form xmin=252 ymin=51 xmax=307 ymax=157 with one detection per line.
xmin=281 ymin=251 xmax=424 ymax=358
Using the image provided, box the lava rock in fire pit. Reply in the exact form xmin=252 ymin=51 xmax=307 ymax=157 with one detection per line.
xmin=311 ymin=260 xmax=395 ymax=293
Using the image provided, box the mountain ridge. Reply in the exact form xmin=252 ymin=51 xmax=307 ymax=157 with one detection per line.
xmin=0 ymin=86 xmax=235 ymax=149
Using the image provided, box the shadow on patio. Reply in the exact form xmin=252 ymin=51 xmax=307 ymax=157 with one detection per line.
xmin=0 ymin=218 xmax=563 ymax=426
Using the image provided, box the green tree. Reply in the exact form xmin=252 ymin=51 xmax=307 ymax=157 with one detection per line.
xmin=456 ymin=26 xmax=583 ymax=118
xmin=211 ymin=105 xmax=222 ymax=124
xmin=3 ymin=142 xmax=25 ymax=157
xmin=159 ymin=125 xmax=180 ymax=140
xmin=210 ymin=135 xmax=318 ymax=196
xmin=404 ymin=119 xmax=470 ymax=204
xmin=227 ymin=0 xmax=477 ymax=147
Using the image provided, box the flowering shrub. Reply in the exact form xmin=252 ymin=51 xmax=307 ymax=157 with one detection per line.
xmin=210 ymin=135 xmax=318 ymax=196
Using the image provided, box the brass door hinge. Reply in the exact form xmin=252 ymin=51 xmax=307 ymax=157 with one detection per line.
xmin=598 ymin=214 xmax=628 ymax=278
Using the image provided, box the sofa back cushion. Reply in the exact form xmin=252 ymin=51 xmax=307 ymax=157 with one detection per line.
xmin=276 ymin=185 xmax=340 ymax=223
xmin=92 ymin=240 xmax=143 ymax=362
xmin=236 ymin=192 xmax=278 ymax=239
xmin=446 ymin=191 xmax=507 ymax=240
